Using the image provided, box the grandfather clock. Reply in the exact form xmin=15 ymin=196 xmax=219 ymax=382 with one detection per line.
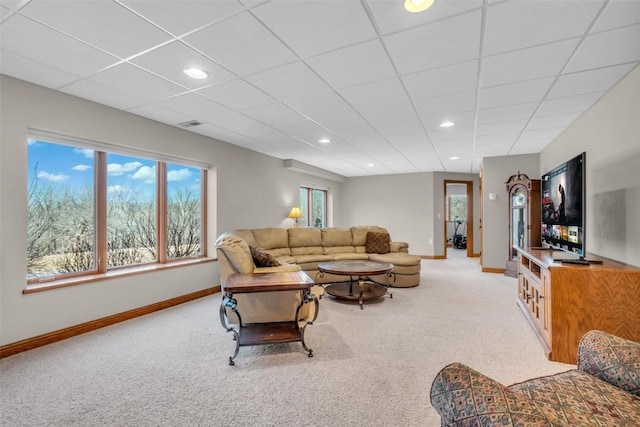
xmin=505 ymin=173 xmax=541 ymax=277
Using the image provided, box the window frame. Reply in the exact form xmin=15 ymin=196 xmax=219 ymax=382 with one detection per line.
xmin=300 ymin=185 xmax=328 ymax=228
xmin=26 ymin=131 xmax=210 ymax=292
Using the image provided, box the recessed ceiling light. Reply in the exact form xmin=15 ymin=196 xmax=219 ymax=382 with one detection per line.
xmin=404 ymin=0 xmax=435 ymax=13
xmin=367 ymin=163 xmax=375 ymax=167
xmin=440 ymin=121 xmax=455 ymax=128
xmin=183 ymin=68 xmax=208 ymax=80
xmin=318 ymin=138 xmax=331 ymax=144
xmin=449 ymin=156 xmax=459 ymax=160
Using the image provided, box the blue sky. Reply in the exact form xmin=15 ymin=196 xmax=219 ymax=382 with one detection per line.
xmin=28 ymin=139 xmax=201 ymax=200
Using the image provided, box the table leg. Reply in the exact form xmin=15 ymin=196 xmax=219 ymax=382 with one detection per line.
xmin=220 ymin=294 xmax=240 ymax=365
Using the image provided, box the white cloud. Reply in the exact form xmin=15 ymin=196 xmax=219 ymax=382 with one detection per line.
xmin=167 ymin=168 xmax=193 ymax=182
xmin=73 ymin=148 xmax=94 ymax=158
xmin=38 ymin=170 xmax=68 ymax=183
xmin=130 ymin=165 xmax=156 ymax=184
xmin=108 ymin=161 xmax=142 ymax=176
xmin=72 ymin=164 xmax=92 ymax=171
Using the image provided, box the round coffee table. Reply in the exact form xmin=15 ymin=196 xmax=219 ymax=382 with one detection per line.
xmin=317 ymin=260 xmax=394 ymax=309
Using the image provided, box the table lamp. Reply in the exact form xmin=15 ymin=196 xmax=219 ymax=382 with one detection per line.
xmin=288 ymin=207 xmax=303 ymax=227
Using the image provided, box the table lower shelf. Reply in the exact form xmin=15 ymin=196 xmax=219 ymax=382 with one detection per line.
xmin=238 ymin=321 xmax=302 ymax=346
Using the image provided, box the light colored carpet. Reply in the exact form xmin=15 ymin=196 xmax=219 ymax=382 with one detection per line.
xmin=1 ymin=251 xmax=573 ymax=426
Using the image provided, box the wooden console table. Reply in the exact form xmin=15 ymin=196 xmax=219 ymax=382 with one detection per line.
xmin=220 ymin=271 xmax=318 ymax=365
xmin=516 ymin=247 xmax=640 ymax=364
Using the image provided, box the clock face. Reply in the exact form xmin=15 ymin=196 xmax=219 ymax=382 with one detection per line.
xmin=513 ymin=190 xmax=526 ymax=207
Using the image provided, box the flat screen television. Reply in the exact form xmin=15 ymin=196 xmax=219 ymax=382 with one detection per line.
xmin=540 ymin=152 xmax=586 ymax=259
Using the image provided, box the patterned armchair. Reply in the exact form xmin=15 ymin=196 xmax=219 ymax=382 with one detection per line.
xmin=430 ymin=330 xmax=640 ymax=426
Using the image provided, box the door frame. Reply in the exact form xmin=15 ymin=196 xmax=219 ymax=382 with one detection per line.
xmin=444 ymin=180 xmax=473 ymax=258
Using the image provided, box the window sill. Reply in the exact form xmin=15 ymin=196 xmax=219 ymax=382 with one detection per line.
xmin=24 ymin=257 xmax=217 ymax=294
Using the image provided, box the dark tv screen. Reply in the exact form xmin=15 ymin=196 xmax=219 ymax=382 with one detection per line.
xmin=541 ymin=152 xmax=585 ymax=256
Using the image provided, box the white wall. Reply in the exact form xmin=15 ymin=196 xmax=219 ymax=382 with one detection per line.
xmin=541 ymin=65 xmax=640 ymax=267
xmin=0 ymin=75 xmax=343 ymax=345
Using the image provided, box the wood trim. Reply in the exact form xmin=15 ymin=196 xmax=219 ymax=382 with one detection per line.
xmin=2 ymin=286 xmax=220 ymax=359
xmin=421 ymin=255 xmax=447 ymax=260
xmin=482 ymin=267 xmax=505 ymax=274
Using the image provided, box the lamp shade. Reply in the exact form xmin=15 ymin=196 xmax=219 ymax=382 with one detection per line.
xmin=288 ymin=207 xmax=302 ymax=219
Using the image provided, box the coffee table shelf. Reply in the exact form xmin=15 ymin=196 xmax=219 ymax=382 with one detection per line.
xmin=317 ymin=261 xmax=394 ymax=309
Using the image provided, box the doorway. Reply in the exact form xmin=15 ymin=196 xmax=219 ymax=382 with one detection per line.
xmin=444 ymin=180 xmax=473 ymax=258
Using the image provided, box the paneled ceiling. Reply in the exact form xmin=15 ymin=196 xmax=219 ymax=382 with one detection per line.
xmin=1 ymin=0 xmax=639 ymax=177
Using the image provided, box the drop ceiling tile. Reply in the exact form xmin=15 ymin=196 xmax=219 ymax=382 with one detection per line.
xmin=0 ymin=5 xmax=11 ymax=18
xmin=476 ymin=120 xmax=527 ymax=137
xmin=548 ymin=63 xmax=635 ymax=99
xmin=197 ymin=79 xmax=274 ymax=111
xmin=366 ymin=0 xmax=482 ymax=36
xmin=183 ymin=12 xmax=297 ymax=76
xmin=402 ymin=60 xmax=478 ymax=101
xmin=122 ymin=0 xmax=245 ymax=36
xmin=478 ymin=77 xmax=554 ymax=110
xmin=359 ymin=102 xmax=424 ymax=138
xmin=281 ymin=120 xmax=330 ymax=138
xmin=484 ymin=0 xmax=602 ymax=56
xmin=158 ymin=92 xmax=235 ymax=124
xmin=306 ymin=39 xmax=397 ymax=89
xmin=592 ymin=0 xmax=640 ymax=33
xmin=0 ymin=14 xmax=118 ymax=77
xmin=131 ymin=41 xmax=235 ymax=90
xmin=510 ymin=140 xmax=550 ymax=155
xmin=252 ymin=0 xmax=375 ymax=58
xmin=421 ymin=112 xmax=476 ymax=131
xmin=413 ymin=91 xmax=477 ymax=119
xmin=246 ymin=61 xmax=331 ymax=100
xmin=19 ymin=1 xmax=172 ymax=58
xmin=429 ymin=126 xmax=474 ymax=143
xmin=526 ymin=113 xmax=581 ymax=131
xmin=536 ymin=92 xmax=605 ymax=117
xmin=90 ymin=63 xmax=186 ymax=102
xmin=383 ymin=10 xmax=482 ymax=75
xmin=339 ymin=77 xmax=408 ymax=110
xmin=481 ymin=39 xmax=579 ymax=88
xmin=0 ymin=49 xmax=80 ymax=88
xmin=61 ymin=79 xmax=145 ymax=110
xmin=285 ymin=90 xmax=355 ymax=118
xmin=243 ymin=103 xmax=307 ymax=128
xmin=565 ymin=24 xmax=640 ymax=73
xmin=127 ymin=104 xmax=193 ymax=126
xmin=477 ymin=102 xmax=539 ymax=124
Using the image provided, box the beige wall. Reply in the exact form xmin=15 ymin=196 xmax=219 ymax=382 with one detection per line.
xmin=541 ymin=65 xmax=640 ymax=267
xmin=341 ymin=171 xmax=479 ymax=256
xmin=481 ymin=154 xmax=540 ymax=270
xmin=0 ymin=75 xmax=342 ymax=345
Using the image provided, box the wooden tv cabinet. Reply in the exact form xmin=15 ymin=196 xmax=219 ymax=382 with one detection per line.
xmin=515 ymin=247 xmax=640 ymax=364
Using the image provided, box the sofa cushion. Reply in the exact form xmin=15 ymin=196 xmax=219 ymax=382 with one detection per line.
xmin=368 ymin=253 xmax=421 ymax=267
xmin=332 ymin=252 xmax=369 ymax=261
xmin=250 ymin=246 xmax=281 ymax=267
xmin=252 ymin=228 xmax=291 ymax=257
xmin=353 ymin=226 xmax=388 ymax=253
xmin=288 ymin=227 xmax=322 ymax=247
xmin=321 ymin=228 xmax=353 ymax=246
xmin=366 ymin=231 xmax=390 ymax=254
xmin=510 ymin=370 xmax=640 ymax=426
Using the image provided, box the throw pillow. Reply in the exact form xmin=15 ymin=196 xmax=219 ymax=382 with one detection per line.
xmin=365 ymin=231 xmax=390 ymax=254
xmin=249 ymin=246 xmax=281 ymax=267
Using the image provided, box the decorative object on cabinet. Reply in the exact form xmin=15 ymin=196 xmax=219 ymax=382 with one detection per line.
xmin=504 ymin=172 xmax=540 ymax=277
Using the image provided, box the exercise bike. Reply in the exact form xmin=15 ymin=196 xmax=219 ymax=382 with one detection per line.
xmin=452 ymin=217 xmax=467 ymax=250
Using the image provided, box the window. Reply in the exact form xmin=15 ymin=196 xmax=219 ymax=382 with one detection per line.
xmin=446 ymin=195 xmax=467 ymax=222
xmin=299 ymin=186 xmax=327 ymax=228
xmin=27 ymin=134 xmax=207 ymax=285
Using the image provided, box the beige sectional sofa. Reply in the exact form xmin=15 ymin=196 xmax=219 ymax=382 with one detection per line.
xmin=215 ymin=226 xmax=421 ymax=323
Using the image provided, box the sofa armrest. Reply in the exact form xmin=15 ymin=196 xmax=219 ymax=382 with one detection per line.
xmin=577 ymin=330 xmax=640 ymax=397
xmin=390 ymin=241 xmax=408 ymax=253
xmin=430 ymin=363 xmax=550 ymax=426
